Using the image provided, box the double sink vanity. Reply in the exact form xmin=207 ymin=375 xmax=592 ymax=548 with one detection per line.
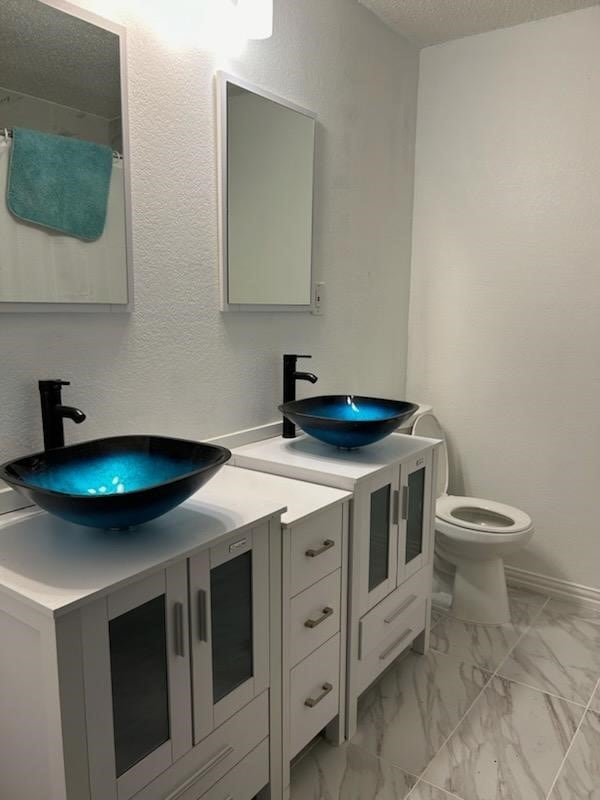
xmin=1 ymin=3 xmax=439 ymax=799
xmin=0 ymin=403 xmax=440 ymax=800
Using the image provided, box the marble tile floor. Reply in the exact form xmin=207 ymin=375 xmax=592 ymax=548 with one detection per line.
xmin=291 ymin=585 xmax=600 ymax=800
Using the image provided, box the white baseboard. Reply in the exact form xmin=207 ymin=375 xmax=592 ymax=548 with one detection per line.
xmin=433 ymin=558 xmax=600 ymax=612
xmin=505 ymin=565 xmax=600 ymax=610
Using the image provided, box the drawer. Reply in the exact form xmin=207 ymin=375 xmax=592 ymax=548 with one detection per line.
xmin=290 ymin=569 xmax=341 ymax=667
xmin=359 ymin=567 xmax=429 ymax=659
xmin=131 ymin=692 xmax=268 ymax=800
xmin=290 ymin=633 xmax=341 ymax=758
xmin=357 ymin=598 xmax=426 ymax=695
xmin=290 ymin=504 xmax=343 ymax=596
xmin=199 ymin=738 xmax=269 ymax=800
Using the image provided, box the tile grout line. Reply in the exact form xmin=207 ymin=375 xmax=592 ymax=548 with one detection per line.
xmin=543 ymin=676 xmax=600 ymax=800
xmin=429 ymin=594 xmax=551 ymax=683
xmin=488 ymin=671 xmax=589 ymax=708
xmin=410 ymin=594 xmax=553 ymax=796
xmin=405 ymin=777 xmax=466 ymax=800
xmin=488 ymin=595 xmax=551 ymax=678
xmin=348 ymin=592 xmax=552 ymax=800
xmin=349 ymin=738 xmax=422 ymax=784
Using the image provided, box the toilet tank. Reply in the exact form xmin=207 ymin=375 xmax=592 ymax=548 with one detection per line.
xmin=396 ymin=403 xmax=432 ymax=434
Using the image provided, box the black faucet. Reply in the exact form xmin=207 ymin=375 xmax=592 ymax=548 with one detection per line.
xmin=282 ymin=354 xmax=318 ymax=438
xmin=39 ymin=380 xmax=86 ymax=450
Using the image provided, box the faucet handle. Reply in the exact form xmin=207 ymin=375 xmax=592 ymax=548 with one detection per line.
xmin=284 ymin=354 xmax=311 ymax=359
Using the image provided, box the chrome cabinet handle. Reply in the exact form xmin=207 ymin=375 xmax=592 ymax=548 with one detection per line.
xmin=304 ymin=682 xmax=333 ymax=708
xmin=384 ymin=594 xmax=417 ymax=624
xmin=164 ymin=745 xmax=234 ymax=800
xmin=174 ymin=602 xmax=185 ymax=657
xmin=379 ymin=628 xmax=413 ymax=660
xmin=198 ymin=589 xmax=208 ymax=642
xmin=305 ymin=539 xmax=334 ymax=558
xmin=304 ymin=606 xmax=334 ymax=628
xmin=401 ymin=485 xmax=409 ymax=520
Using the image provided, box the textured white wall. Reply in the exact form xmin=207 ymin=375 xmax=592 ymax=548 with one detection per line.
xmin=0 ymin=1 xmax=418 ymax=456
xmin=408 ymin=7 xmax=600 ymax=589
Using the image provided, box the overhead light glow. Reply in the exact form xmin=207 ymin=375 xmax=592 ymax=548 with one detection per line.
xmin=140 ymin=0 xmax=272 ymax=51
xmin=235 ymin=0 xmax=273 ymax=40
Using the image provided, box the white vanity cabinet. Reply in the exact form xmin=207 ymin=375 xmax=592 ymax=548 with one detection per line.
xmin=232 ymin=431 xmax=440 ymax=738
xmin=0 ymin=467 xmax=285 ymax=800
xmin=214 ymin=467 xmax=351 ymax=800
xmin=280 ymin=491 xmax=350 ymax=769
xmin=81 ymin=525 xmax=271 ymax=800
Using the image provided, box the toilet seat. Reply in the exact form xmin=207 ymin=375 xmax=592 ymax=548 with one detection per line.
xmin=436 ymin=494 xmax=532 ymax=533
xmin=410 ymin=411 xmax=533 ymax=534
xmin=411 ymin=408 xmax=534 ymax=624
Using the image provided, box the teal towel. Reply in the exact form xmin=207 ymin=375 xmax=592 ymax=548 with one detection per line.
xmin=7 ymin=128 xmax=113 ymax=241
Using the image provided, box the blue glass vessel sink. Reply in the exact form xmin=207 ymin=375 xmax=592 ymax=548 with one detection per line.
xmin=0 ymin=435 xmax=231 ymax=530
xmin=279 ymin=395 xmax=419 ymax=449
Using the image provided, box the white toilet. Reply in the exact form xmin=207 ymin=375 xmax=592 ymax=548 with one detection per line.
xmin=410 ymin=411 xmax=534 ymax=625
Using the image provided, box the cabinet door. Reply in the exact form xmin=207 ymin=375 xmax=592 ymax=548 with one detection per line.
xmin=81 ymin=564 xmax=192 ymax=800
xmin=358 ymin=465 xmax=399 ymax=614
xmin=397 ymin=450 xmax=433 ymax=583
xmin=189 ymin=524 xmax=269 ymax=744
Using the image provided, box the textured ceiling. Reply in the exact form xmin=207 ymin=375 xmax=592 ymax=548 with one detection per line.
xmin=359 ymin=0 xmax=600 ymax=46
xmin=0 ymin=0 xmax=121 ymax=119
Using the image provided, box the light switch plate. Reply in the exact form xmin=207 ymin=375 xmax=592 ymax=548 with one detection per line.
xmin=312 ymin=282 xmax=324 ymax=315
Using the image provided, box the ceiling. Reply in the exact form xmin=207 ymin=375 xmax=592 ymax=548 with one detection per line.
xmin=358 ymin=0 xmax=600 ymax=46
xmin=0 ymin=0 xmax=121 ymax=119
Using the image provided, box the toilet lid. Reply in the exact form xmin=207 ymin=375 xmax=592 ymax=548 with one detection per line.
xmin=436 ymin=494 xmax=533 ymax=533
xmin=411 ymin=412 xmax=448 ymax=497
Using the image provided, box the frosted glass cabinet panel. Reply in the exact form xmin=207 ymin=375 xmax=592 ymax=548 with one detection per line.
xmin=368 ymin=485 xmax=391 ymax=592
xmin=109 ymin=594 xmax=170 ymax=777
xmin=189 ymin=525 xmax=269 ymax=743
xmin=359 ymin=453 xmax=434 ymax=613
xmin=211 ymin=550 xmax=254 ymax=703
xmin=405 ymin=468 xmax=425 ymax=565
xmin=80 ymin=563 xmax=192 ymax=800
xmin=360 ymin=466 xmax=399 ymax=612
xmin=398 ymin=451 xmax=434 ymax=583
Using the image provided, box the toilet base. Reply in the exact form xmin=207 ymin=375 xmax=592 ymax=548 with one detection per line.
xmin=451 ymin=556 xmax=511 ymax=625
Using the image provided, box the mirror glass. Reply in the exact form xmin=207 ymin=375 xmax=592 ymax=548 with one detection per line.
xmin=0 ymin=0 xmax=129 ymax=306
xmin=221 ymin=77 xmax=316 ymax=309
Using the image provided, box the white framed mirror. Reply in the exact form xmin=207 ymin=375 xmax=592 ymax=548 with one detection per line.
xmin=217 ymin=72 xmax=316 ymax=312
xmin=0 ymin=0 xmax=132 ymax=310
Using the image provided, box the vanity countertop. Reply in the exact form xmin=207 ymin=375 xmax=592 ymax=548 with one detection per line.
xmin=232 ymin=432 xmax=441 ymax=491
xmin=217 ymin=464 xmax=350 ymax=527
xmin=0 ymin=465 xmax=287 ymax=618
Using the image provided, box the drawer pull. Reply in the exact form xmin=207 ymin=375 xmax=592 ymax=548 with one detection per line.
xmin=305 ymin=539 xmax=335 ymax=558
xmin=174 ymin=602 xmax=185 ymax=657
xmin=163 ymin=745 xmax=234 ymax=800
xmin=304 ymin=606 xmax=334 ymax=628
xmin=384 ymin=594 xmax=417 ymax=624
xmin=304 ymin=682 xmax=333 ymax=707
xmin=379 ymin=628 xmax=413 ymax=661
